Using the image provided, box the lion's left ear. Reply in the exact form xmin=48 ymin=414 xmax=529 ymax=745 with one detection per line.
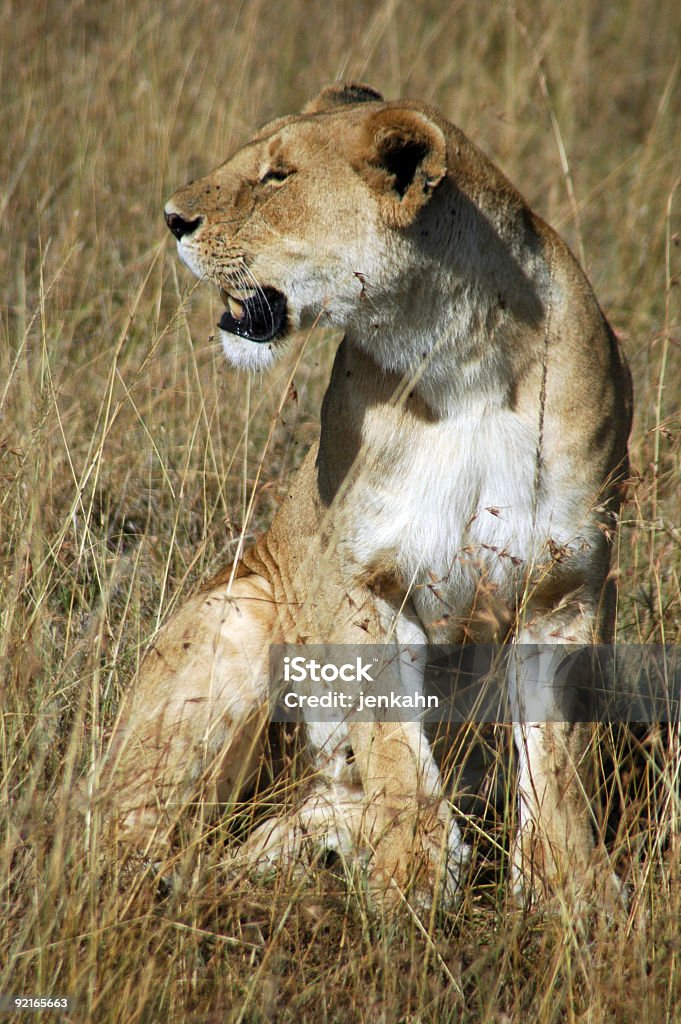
xmin=303 ymin=82 xmax=384 ymax=113
xmin=353 ymin=108 xmax=447 ymax=228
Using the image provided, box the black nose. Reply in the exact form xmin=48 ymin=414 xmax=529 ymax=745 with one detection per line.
xmin=164 ymin=210 xmax=202 ymax=240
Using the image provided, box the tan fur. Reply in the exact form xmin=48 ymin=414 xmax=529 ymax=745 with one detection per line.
xmin=101 ymin=83 xmax=632 ymax=909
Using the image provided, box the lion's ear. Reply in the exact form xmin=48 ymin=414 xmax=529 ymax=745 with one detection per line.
xmin=353 ymin=108 xmax=447 ymax=228
xmin=303 ymin=82 xmax=383 ymax=114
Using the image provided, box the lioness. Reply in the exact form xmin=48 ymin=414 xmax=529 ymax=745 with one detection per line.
xmin=105 ymin=83 xmax=632 ymax=909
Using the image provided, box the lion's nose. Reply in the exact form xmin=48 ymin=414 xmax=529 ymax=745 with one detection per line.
xmin=164 ymin=208 xmax=203 ymax=240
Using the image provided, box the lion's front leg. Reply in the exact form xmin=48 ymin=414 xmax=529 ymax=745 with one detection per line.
xmin=238 ymin=742 xmax=463 ymax=913
xmin=509 ymin=610 xmax=621 ymax=910
xmin=331 ymin=605 xmax=465 ymax=911
xmin=95 ymin=573 xmax=276 ymax=854
xmin=348 ymin=718 xmax=464 ymax=911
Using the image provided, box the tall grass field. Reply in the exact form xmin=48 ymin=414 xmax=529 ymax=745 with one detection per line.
xmin=1 ymin=1 xmax=680 ymax=1020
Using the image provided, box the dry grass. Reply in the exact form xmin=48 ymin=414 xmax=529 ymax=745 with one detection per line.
xmin=1 ymin=0 xmax=681 ymax=1020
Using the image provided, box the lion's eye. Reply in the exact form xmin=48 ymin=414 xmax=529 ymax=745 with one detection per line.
xmin=259 ymin=167 xmax=294 ymax=186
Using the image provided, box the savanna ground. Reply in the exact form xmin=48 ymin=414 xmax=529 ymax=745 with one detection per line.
xmin=1 ymin=0 xmax=680 ymax=1020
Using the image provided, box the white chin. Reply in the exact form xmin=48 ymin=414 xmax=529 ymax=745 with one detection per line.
xmin=219 ymin=329 xmax=282 ymax=372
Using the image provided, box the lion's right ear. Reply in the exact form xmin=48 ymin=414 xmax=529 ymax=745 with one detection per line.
xmin=303 ymin=82 xmax=384 ymax=114
xmin=352 ymin=107 xmax=447 ymax=228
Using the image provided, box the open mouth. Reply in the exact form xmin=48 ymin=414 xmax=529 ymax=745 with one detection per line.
xmin=218 ymin=287 xmax=288 ymax=343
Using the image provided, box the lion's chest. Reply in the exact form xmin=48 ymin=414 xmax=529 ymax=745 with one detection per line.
xmin=343 ymin=403 xmax=549 ymax=629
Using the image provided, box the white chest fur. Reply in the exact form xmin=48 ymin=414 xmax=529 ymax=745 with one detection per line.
xmin=341 ymin=399 xmax=575 ymax=621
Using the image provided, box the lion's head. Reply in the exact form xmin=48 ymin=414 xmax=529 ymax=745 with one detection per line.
xmin=164 ymin=83 xmax=453 ymax=372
